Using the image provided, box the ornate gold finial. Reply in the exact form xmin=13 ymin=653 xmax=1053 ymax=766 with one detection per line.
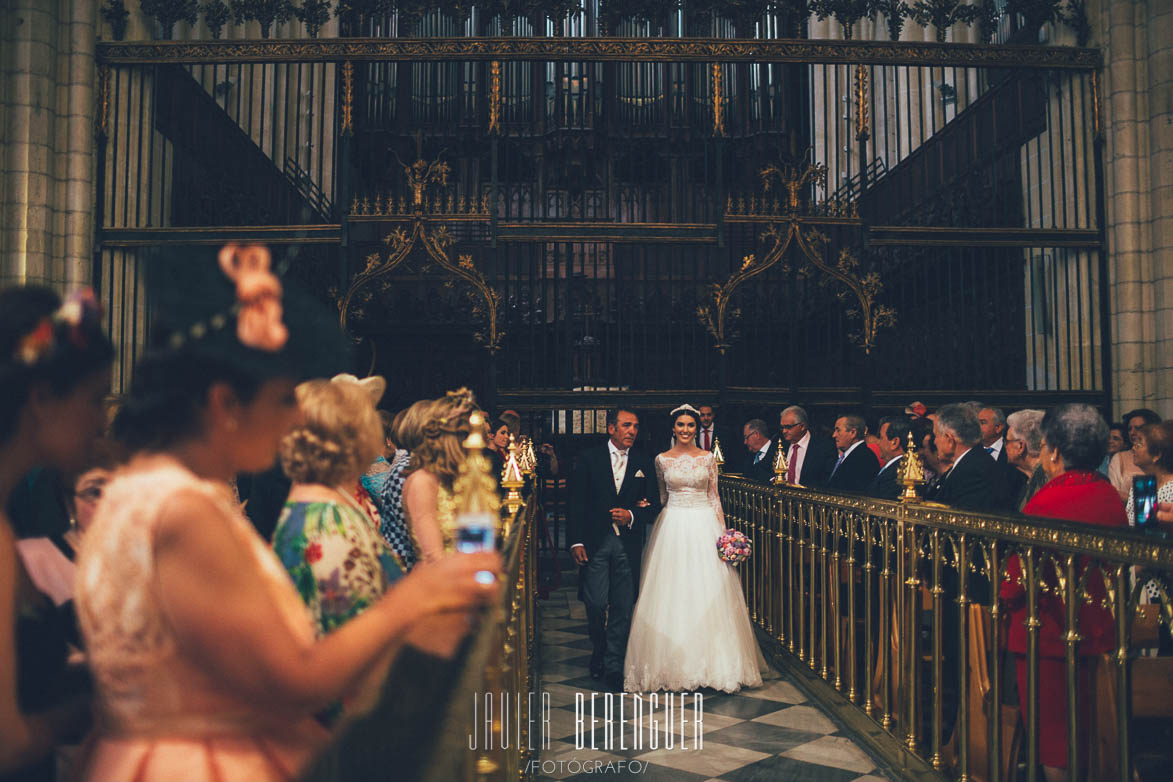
xmin=771 ymin=443 xmax=790 ymax=485
xmin=501 ymin=434 xmax=526 ymax=516
xmin=854 ymin=64 xmax=869 ymax=141
xmin=712 ymin=437 xmax=725 ymax=473
xmin=518 ymin=436 xmax=537 ymax=477
xmin=711 ymin=62 xmax=725 ymax=137
xmin=761 ymin=154 xmax=828 ymax=213
xmin=899 ymin=430 xmax=925 ymax=502
xmin=454 ymin=410 xmax=500 ymax=518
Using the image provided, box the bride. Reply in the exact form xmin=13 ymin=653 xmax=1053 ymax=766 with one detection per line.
xmin=624 ymin=404 xmax=765 ymax=693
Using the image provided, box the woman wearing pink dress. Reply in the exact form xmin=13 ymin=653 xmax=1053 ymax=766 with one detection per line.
xmin=72 ymin=246 xmax=500 ymax=782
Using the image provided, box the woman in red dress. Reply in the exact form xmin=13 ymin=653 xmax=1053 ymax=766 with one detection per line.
xmin=1000 ymin=403 xmax=1127 ymax=781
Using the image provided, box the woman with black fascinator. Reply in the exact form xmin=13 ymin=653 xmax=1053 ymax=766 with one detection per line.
xmin=622 ymin=404 xmax=765 ymax=693
xmin=73 ymin=245 xmax=501 ymax=782
xmin=0 ymin=286 xmax=112 ymax=782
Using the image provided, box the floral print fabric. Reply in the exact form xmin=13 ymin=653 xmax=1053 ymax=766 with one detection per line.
xmin=272 ymin=501 xmax=405 ymax=637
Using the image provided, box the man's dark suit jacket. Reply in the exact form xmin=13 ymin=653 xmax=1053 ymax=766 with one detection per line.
xmin=568 ymin=444 xmax=662 ymax=562
xmin=928 ymin=447 xmax=1009 ymax=512
xmin=825 ymin=442 xmax=881 ymax=493
xmin=787 ymin=435 xmax=839 ymax=488
xmin=743 ymin=440 xmax=780 ymax=484
xmin=870 ymin=455 xmax=904 ymax=500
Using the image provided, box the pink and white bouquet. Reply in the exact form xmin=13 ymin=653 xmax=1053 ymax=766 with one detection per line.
xmin=717 ymin=529 xmax=751 ymax=565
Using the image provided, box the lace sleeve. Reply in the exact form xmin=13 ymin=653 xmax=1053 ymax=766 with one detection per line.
xmin=707 ymin=454 xmax=725 ymax=526
xmin=655 ymin=455 xmax=667 ymax=506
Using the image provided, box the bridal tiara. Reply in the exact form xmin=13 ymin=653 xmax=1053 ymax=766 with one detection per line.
xmin=671 ymin=403 xmax=701 ymax=416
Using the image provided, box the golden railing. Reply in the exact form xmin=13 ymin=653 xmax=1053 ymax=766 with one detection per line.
xmin=719 ymin=475 xmax=1173 ymax=782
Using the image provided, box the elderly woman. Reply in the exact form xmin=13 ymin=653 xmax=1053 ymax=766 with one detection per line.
xmin=403 ymin=391 xmax=477 ymax=563
xmin=1005 ymin=409 xmax=1047 ymax=510
xmin=1126 ymin=421 xmax=1173 ymax=527
xmin=1107 ymin=408 xmax=1163 ymax=501
xmin=273 ymin=377 xmax=405 ymax=640
xmin=1000 ymin=404 xmax=1127 ymax=782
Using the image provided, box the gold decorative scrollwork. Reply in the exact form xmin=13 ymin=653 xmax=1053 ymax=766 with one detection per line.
xmin=489 ymin=60 xmax=502 ymax=135
xmin=701 ymin=157 xmax=894 ymax=355
xmin=94 ymin=38 xmax=1102 ymax=71
xmin=96 ymin=62 xmax=111 ymax=139
xmin=341 ymin=61 xmax=353 ymax=135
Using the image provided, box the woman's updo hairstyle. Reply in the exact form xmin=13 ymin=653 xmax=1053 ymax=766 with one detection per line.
xmin=113 ymin=247 xmax=349 ymax=452
xmin=280 ymin=379 xmax=384 ymax=486
xmin=409 ymin=389 xmax=478 ymax=489
xmin=0 ymin=286 xmax=114 ymax=443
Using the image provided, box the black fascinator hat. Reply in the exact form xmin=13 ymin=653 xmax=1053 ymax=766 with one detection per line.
xmin=113 ymin=244 xmax=351 ymax=450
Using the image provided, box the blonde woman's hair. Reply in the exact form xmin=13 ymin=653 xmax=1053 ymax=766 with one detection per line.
xmin=394 ymin=399 xmax=431 ymax=453
xmin=281 ymin=379 xmax=384 ymax=486
xmin=409 ymin=389 xmax=477 ymax=489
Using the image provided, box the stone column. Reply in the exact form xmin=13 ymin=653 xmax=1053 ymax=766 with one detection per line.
xmin=1097 ymin=0 xmax=1173 ymax=416
xmin=0 ymin=0 xmax=98 ymax=290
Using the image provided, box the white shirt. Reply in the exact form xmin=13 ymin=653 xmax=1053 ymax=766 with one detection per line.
xmin=699 ymin=426 xmax=715 ymax=450
xmin=785 ymin=430 xmax=811 ymax=481
xmin=754 ymin=440 xmax=773 ymax=464
xmin=608 ymin=440 xmax=629 ymax=492
xmin=986 ymin=437 xmax=1004 ymax=461
xmin=882 ymin=454 xmax=903 ymax=473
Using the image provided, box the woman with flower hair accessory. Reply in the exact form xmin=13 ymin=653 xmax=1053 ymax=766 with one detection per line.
xmin=0 ymin=285 xmax=113 ymax=782
xmin=74 ymin=247 xmax=501 ymax=782
xmin=623 ymin=404 xmax=765 ymax=693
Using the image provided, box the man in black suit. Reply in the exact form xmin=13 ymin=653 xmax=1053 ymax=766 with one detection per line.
xmin=870 ymin=415 xmax=910 ymax=500
xmin=697 ymin=404 xmax=718 ymax=452
xmin=569 ymin=408 xmax=662 ymax=689
xmin=778 ymin=405 xmax=838 ymax=488
xmin=825 ymin=414 xmax=880 ymax=493
xmin=741 ymin=418 xmax=779 ymax=483
xmin=928 ymin=403 xmax=1010 ymax=511
xmin=979 ymin=406 xmax=1009 ymax=465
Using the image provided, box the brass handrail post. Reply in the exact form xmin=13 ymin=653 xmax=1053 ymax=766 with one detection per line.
xmin=880 ymin=520 xmax=894 ymax=731
xmin=775 ymin=493 xmax=785 ymax=644
xmin=956 ymin=535 xmax=971 ymax=782
xmin=987 ymin=543 xmax=1003 ymax=782
xmin=1063 ymin=554 xmax=1080 ymax=781
xmin=904 ymin=524 xmax=920 ymax=754
xmin=783 ymin=496 xmax=793 ymax=650
xmin=833 ymin=508 xmax=845 ymax=691
xmin=796 ymin=501 xmax=806 ymax=660
xmin=809 ymin=504 xmax=818 ymax=666
xmin=820 ymin=505 xmax=831 ymax=681
xmin=1024 ymin=548 xmax=1039 ymax=782
xmin=846 ymin=512 xmax=858 ymax=703
xmin=1113 ymin=564 xmax=1131 ymax=782
xmin=930 ymin=528 xmax=944 ymax=770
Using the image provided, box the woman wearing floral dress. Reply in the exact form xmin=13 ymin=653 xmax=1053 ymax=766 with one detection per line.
xmin=273 ymin=377 xmax=406 ymax=640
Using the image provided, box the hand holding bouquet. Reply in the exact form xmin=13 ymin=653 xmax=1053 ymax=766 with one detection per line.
xmin=717 ymin=529 xmax=751 ymax=565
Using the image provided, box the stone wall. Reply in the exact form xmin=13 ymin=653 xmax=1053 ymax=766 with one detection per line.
xmin=1096 ymin=0 xmax=1173 ymax=416
xmin=0 ymin=0 xmax=97 ymax=289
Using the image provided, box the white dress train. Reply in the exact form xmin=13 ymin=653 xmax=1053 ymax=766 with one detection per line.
xmin=624 ymin=452 xmax=766 ymax=693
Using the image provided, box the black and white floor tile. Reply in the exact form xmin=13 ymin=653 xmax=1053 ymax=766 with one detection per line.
xmin=535 ymin=574 xmax=888 ymax=782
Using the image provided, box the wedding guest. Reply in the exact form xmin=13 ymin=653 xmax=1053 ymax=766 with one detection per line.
xmin=697 ymin=404 xmax=718 ymax=451
xmin=403 ymin=391 xmax=478 ymax=562
xmin=0 ymin=286 xmax=111 ymax=781
xmin=910 ymin=416 xmax=943 ymax=487
xmin=926 ymin=403 xmax=1009 ymax=511
xmin=905 ymin=401 xmax=928 ymax=419
xmin=275 ymin=377 xmax=405 ymax=639
xmin=978 ymin=406 xmax=1008 ymax=464
xmin=1107 ymin=408 xmax=1162 ymax=501
xmin=1001 ymin=404 xmax=1126 ymax=781
xmin=1005 ymin=409 xmax=1047 ymax=510
xmin=376 ymin=400 xmax=429 ymax=570
xmin=486 ymin=416 xmax=512 ymax=481
xmin=1099 ymin=421 xmax=1129 ymax=476
xmin=777 ymin=405 xmax=837 ymax=487
xmin=386 ymin=409 xmax=410 ymax=470
xmin=1126 ymin=422 xmax=1173 ymax=527
xmin=78 ymin=246 xmax=500 ymax=782
xmin=869 ymin=415 xmax=910 ymax=500
xmin=741 ymin=418 xmax=777 ymax=484
xmin=826 ymin=414 xmax=880 ymax=493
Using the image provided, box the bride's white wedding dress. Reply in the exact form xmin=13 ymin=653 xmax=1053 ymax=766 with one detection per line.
xmin=624 ymin=452 xmax=766 ymax=693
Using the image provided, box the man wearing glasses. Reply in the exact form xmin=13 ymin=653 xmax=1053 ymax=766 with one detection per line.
xmin=777 ymin=405 xmax=838 ymax=489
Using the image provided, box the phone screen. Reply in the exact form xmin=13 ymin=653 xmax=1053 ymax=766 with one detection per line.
xmin=1134 ymin=475 xmax=1158 ymax=528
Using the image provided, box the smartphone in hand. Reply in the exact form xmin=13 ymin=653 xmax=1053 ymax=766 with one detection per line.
xmin=1134 ymin=475 xmax=1158 ymax=529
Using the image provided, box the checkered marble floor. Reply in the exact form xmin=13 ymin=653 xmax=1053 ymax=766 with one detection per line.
xmin=536 ymin=573 xmax=889 ymax=782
